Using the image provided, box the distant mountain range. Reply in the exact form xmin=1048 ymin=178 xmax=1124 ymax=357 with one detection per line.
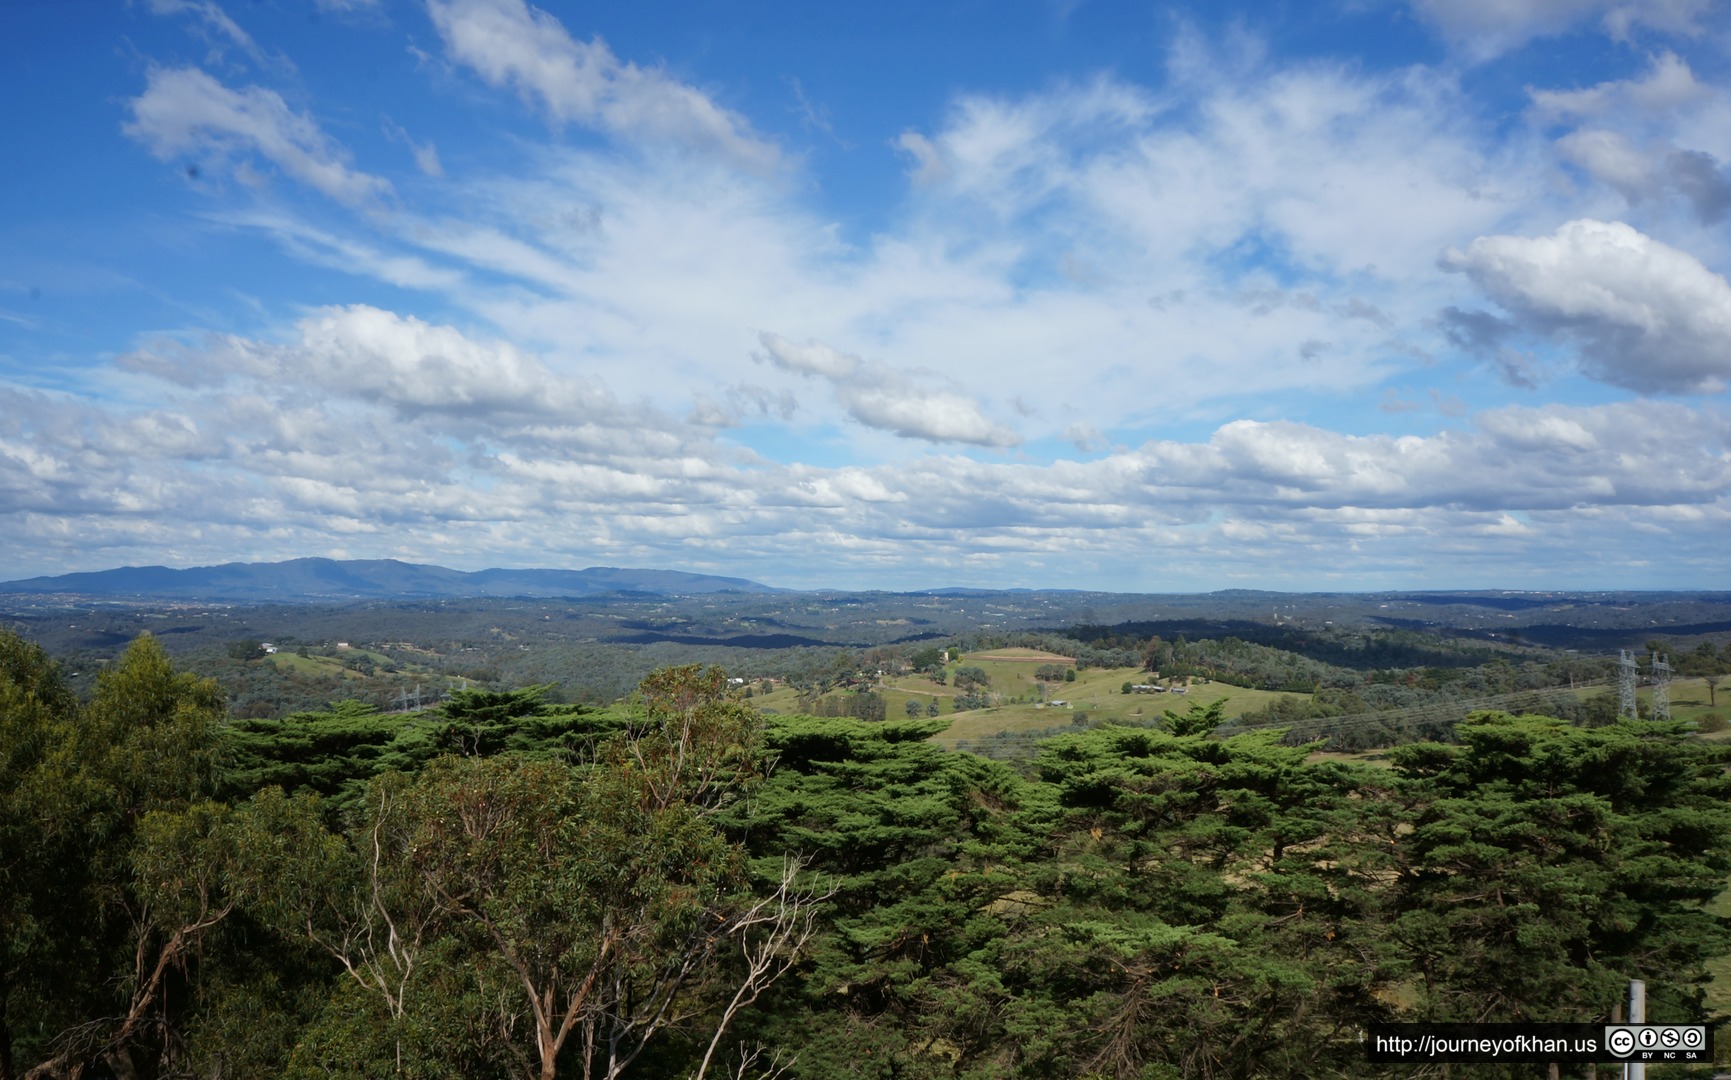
xmin=0 ymin=558 xmax=783 ymax=602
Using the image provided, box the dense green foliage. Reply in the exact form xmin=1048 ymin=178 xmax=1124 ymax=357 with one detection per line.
xmin=5 ymin=627 xmax=1731 ymax=1079
xmin=217 ymin=686 xmax=628 ymax=816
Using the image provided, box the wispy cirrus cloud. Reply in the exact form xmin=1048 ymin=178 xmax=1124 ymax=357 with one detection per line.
xmin=425 ymin=0 xmax=782 ymax=172
xmin=144 ymin=0 xmax=291 ymax=73
xmin=1412 ymin=0 xmax=1714 ymax=60
xmin=124 ymin=66 xmax=392 ymax=205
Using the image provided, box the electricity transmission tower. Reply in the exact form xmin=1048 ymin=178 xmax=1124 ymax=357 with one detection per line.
xmin=1618 ymin=650 xmax=1640 ymax=721
xmin=1651 ymin=652 xmax=1672 ymax=722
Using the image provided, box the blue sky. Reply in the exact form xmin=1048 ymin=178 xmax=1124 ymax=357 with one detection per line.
xmin=3 ymin=0 xmax=1730 ymax=591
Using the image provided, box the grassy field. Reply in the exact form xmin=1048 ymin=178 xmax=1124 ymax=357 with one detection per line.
xmin=749 ymin=647 xmax=1308 ymax=751
xmin=1656 ymin=677 xmax=1727 ymax=728
xmin=752 ymin=668 xmax=1727 ymax=743
xmin=266 ymin=651 xmax=359 ymax=678
xmin=265 ymin=647 xmax=409 ymax=680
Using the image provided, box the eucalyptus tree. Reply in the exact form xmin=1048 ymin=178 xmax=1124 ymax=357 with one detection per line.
xmin=1 ymin=632 xmax=234 ymax=1080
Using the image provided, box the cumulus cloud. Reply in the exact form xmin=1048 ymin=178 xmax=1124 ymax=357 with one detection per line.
xmin=756 ymin=335 xmax=860 ymax=381
xmin=425 ymin=0 xmax=779 ymax=172
xmin=1414 ymin=0 xmax=1712 ymax=59
xmin=125 ymin=67 xmax=391 ymax=205
xmin=7 ymin=342 xmax=1731 ymax=586
xmin=756 ymin=333 xmax=1020 ymax=447
xmin=836 ymin=386 xmax=1021 ymax=447
xmin=30 ymin=313 xmax=743 ymax=557
xmin=1441 ymin=219 xmax=1731 ymax=394
xmin=123 ymin=305 xmax=613 ymax=421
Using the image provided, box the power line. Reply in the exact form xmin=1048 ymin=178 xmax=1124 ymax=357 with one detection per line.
xmin=1650 ymin=652 xmax=1672 ymax=723
xmin=1619 ymin=650 xmax=1640 ymax=721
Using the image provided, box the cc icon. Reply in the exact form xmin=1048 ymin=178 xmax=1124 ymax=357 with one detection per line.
xmin=1607 ymin=1027 xmax=1636 ymax=1056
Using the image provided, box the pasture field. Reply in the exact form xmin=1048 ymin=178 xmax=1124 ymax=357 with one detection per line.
xmin=749 ymin=646 xmax=1309 ymax=750
xmin=750 ymin=661 xmax=1729 ymax=761
xmin=263 ymin=646 xmax=405 ymax=679
xmin=265 ymin=651 xmax=358 ymax=678
xmin=1656 ymin=677 xmax=1727 ymax=728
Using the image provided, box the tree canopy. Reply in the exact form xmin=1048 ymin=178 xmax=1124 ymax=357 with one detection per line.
xmin=4 ymin=626 xmax=1730 ymax=1080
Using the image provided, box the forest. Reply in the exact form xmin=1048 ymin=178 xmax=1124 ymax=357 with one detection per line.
xmin=5 ymin=627 xmax=1731 ymax=1079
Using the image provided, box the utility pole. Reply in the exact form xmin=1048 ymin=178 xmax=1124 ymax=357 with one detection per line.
xmin=1627 ymin=979 xmax=1644 ymax=1080
xmin=1650 ymin=654 xmax=1672 ymax=722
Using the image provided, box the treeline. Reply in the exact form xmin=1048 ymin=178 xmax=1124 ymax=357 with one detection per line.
xmin=7 ymin=629 xmax=1731 ymax=1078
xmin=1069 ymin=620 xmax=1511 ymax=671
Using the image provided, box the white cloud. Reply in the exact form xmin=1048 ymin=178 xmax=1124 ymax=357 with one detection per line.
xmin=756 ymin=334 xmax=860 ymax=380
xmin=145 ymin=0 xmax=288 ymax=73
xmin=1555 ymin=129 xmax=1660 ymax=201
xmin=756 ymin=333 xmax=1020 ymax=447
xmin=1530 ymin=52 xmax=1731 ymax=222
xmin=66 ymin=24 xmax=1731 ymax=586
xmin=1413 ymin=0 xmax=1712 ymax=59
xmin=425 ymin=0 xmax=780 ymax=172
xmin=346 ymin=55 xmax=1517 ymax=448
xmin=893 ymin=76 xmax=1158 ymax=218
xmin=125 ymin=67 xmax=391 ymax=205
xmin=123 ymin=305 xmax=617 ymax=421
xmin=1530 ymin=51 xmax=1709 ymax=119
xmin=383 ymin=118 xmax=445 ymax=177
xmin=218 ymin=212 xmax=468 ymax=291
xmin=412 ymin=143 xmax=444 ymax=177
xmin=893 ymin=132 xmax=949 ymax=185
xmin=1441 ymin=219 xmax=1731 ymax=394
xmin=1064 ymin=423 xmax=1107 ymax=452
xmin=837 ymin=386 xmax=1021 ymax=448
xmin=164 ymin=37 xmax=1569 ymax=462
xmin=7 ymin=343 xmax=1731 ymax=586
